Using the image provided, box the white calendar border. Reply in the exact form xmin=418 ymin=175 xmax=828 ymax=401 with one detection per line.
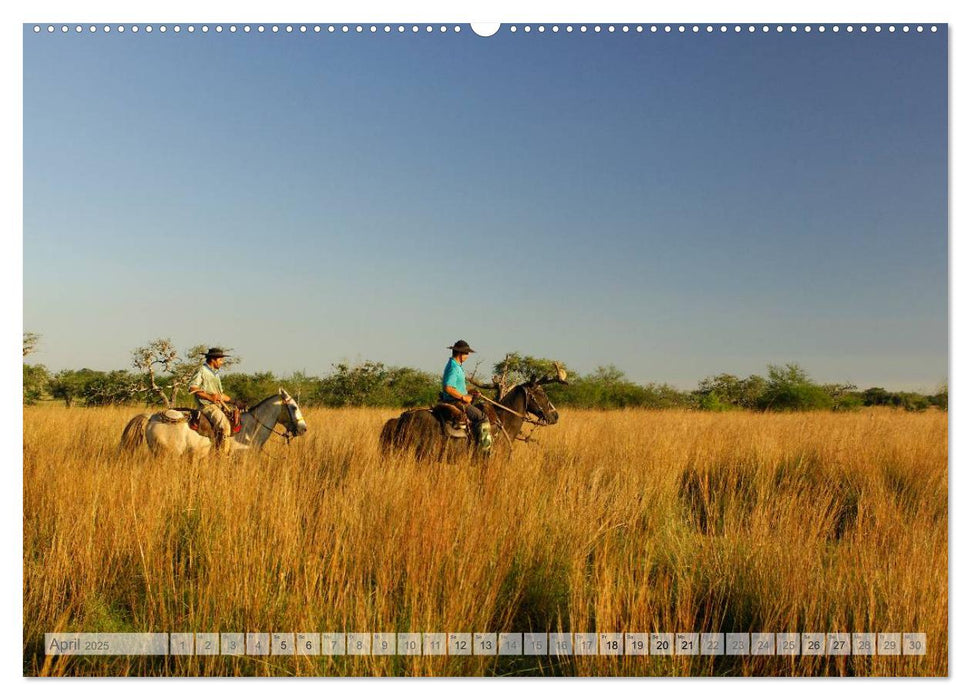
xmin=5 ymin=0 xmax=963 ymax=697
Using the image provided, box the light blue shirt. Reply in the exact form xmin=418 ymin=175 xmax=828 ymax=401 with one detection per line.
xmin=189 ymin=363 xmax=223 ymax=406
xmin=441 ymin=357 xmax=467 ymax=401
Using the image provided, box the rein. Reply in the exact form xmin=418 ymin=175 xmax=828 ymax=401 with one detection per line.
xmin=233 ymin=399 xmax=296 ymax=446
xmin=476 ymin=393 xmax=524 ymax=417
xmin=253 ymin=414 xmax=294 ymax=444
xmin=475 ymin=386 xmax=551 ymax=441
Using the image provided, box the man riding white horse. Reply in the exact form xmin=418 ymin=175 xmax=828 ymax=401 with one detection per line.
xmin=188 ymin=347 xmax=235 ymax=455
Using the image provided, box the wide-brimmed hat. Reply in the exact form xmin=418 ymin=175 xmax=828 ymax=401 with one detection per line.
xmin=205 ymin=347 xmax=230 ymax=359
xmin=447 ymin=340 xmax=475 ymax=354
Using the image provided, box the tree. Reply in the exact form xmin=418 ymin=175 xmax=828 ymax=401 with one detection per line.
xmin=758 ymin=363 xmax=832 ymax=411
xmin=23 ymin=331 xmax=40 ymax=358
xmin=23 ymin=331 xmax=48 ymax=404
xmin=48 ymin=368 xmax=144 ymax=407
xmin=384 ymin=366 xmax=439 ymax=407
xmin=862 ymin=387 xmax=891 ymax=407
xmin=84 ymin=370 xmax=142 ymax=406
xmin=590 ymin=365 xmax=627 ymax=384
xmin=823 ymin=382 xmax=862 ymax=412
xmin=488 ymin=353 xmax=570 ymax=397
xmin=642 ymin=382 xmax=692 ymax=409
xmin=131 ymin=339 xmax=238 ymax=407
xmin=221 ymin=371 xmax=279 ymax=406
xmin=738 ymin=375 xmax=768 ymax=409
xmin=49 ymin=369 xmax=91 ymax=407
xmin=692 ymin=373 xmax=770 ymax=411
xmin=316 ymin=361 xmax=390 ymax=407
xmin=694 ymin=373 xmax=743 ymax=410
xmin=285 ymin=371 xmax=319 ymax=405
xmin=311 ymin=362 xmax=440 ymax=407
xmin=930 ymin=383 xmax=948 ymax=411
xmin=23 ymin=363 xmax=49 ymax=405
xmin=898 ymin=393 xmax=931 ymax=412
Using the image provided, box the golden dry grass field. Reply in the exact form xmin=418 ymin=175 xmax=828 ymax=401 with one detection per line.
xmin=23 ymin=405 xmax=947 ymax=677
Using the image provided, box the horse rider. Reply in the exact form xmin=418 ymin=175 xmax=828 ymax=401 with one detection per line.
xmin=441 ymin=340 xmax=493 ymax=453
xmin=188 ymin=347 xmax=234 ymax=454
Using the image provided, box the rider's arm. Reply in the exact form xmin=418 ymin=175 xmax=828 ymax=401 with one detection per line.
xmin=189 ymin=386 xmax=228 ymax=403
xmin=444 ymin=385 xmax=471 ymax=403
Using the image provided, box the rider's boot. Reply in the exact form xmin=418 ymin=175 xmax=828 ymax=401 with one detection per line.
xmin=219 ymin=432 xmax=233 ymax=455
xmin=476 ymin=420 xmax=493 ymax=455
xmin=213 ymin=432 xmax=232 ymax=456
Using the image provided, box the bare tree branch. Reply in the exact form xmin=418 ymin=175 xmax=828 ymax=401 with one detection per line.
xmin=23 ymin=331 xmax=40 ymax=358
xmin=131 ymin=339 xmax=238 ymax=408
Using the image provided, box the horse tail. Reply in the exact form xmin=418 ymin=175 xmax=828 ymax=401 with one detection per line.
xmin=379 ymin=418 xmax=399 ymax=454
xmin=119 ymin=413 xmax=151 ymax=452
xmin=393 ymin=409 xmax=442 ymax=462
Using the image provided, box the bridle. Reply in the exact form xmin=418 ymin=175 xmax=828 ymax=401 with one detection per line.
xmin=476 ymin=383 xmax=555 ymax=444
xmin=245 ymin=397 xmax=301 ymax=445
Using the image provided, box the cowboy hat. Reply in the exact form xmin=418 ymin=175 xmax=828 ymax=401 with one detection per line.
xmin=205 ymin=347 xmax=230 ymax=359
xmin=447 ymin=340 xmax=475 ymax=354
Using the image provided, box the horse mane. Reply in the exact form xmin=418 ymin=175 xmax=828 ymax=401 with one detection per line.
xmin=500 ymin=383 xmax=529 ymax=408
xmin=248 ymin=393 xmax=284 ymax=411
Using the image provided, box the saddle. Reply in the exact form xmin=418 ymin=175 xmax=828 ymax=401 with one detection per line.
xmin=152 ymin=409 xmax=190 ymax=424
xmin=430 ymin=402 xmax=468 ymax=439
xmin=426 ymin=401 xmax=500 ymax=441
xmin=224 ymin=404 xmax=243 ymax=434
xmin=170 ymin=405 xmax=243 ymax=435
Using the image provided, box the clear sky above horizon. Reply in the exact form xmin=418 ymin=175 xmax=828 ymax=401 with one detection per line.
xmin=23 ymin=24 xmax=947 ymax=390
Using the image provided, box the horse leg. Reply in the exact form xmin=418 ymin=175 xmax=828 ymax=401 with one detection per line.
xmin=187 ymin=429 xmax=211 ymax=459
xmin=145 ymin=424 xmax=164 ymax=456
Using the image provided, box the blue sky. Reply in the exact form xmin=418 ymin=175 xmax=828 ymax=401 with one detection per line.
xmin=23 ymin=25 xmax=947 ymax=390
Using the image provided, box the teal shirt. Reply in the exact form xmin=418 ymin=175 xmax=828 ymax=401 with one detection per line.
xmin=441 ymin=357 xmax=467 ymax=401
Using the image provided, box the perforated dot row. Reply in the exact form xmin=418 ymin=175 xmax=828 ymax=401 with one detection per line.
xmin=31 ymin=24 xmax=940 ymax=35
xmin=31 ymin=24 xmax=466 ymax=34
xmin=507 ymin=24 xmax=938 ymax=34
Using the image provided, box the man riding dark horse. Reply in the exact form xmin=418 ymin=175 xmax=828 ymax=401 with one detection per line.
xmin=379 ymin=347 xmax=566 ymax=462
xmin=440 ymin=339 xmax=493 ymax=454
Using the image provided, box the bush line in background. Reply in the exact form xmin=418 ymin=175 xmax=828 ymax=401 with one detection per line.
xmin=23 ymin=359 xmax=947 ymax=413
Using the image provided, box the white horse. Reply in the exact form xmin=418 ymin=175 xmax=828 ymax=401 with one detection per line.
xmin=120 ymin=389 xmax=308 ymax=457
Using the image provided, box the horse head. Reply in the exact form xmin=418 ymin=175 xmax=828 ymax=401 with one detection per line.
xmin=279 ymin=388 xmax=308 ymax=437
xmin=523 ymin=362 xmax=569 ymax=425
xmin=522 ymin=381 xmax=559 ymax=425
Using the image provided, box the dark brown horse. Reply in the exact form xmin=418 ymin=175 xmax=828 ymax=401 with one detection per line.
xmin=380 ymin=367 xmax=566 ymax=462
